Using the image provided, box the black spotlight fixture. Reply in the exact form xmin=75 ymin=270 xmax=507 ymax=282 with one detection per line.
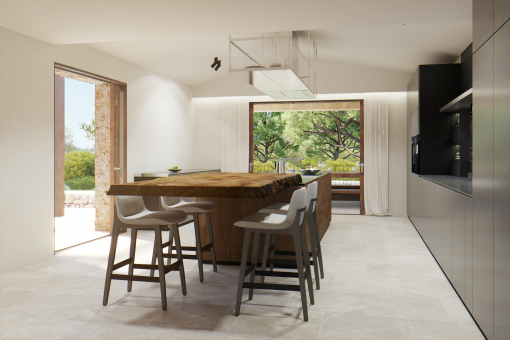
xmin=211 ymin=57 xmax=221 ymax=71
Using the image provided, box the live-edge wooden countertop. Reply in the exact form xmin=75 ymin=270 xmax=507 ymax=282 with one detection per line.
xmin=108 ymin=172 xmax=302 ymax=198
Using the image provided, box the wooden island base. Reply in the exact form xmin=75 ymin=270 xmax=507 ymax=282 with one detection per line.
xmin=195 ymin=173 xmax=331 ymax=264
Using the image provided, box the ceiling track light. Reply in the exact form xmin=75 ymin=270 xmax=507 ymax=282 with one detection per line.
xmin=211 ymin=57 xmax=221 ymax=71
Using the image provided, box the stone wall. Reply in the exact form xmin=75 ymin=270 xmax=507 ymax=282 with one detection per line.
xmin=65 ymin=192 xmax=95 ymax=208
xmin=94 ymin=83 xmax=111 ymax=231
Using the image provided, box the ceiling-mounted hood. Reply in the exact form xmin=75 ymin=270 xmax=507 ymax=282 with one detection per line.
xmin=229 ymin=31 xmax=317 ymax=100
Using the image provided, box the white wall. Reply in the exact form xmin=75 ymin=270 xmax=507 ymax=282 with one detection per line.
xmin=0 ymin=28 xmax=194 ymax=272
xmin=192 ymin=58 xmax=412 ymax=98
xmin=193 ymin=92 xmax=408 ymax=216
xmin=193 ymin=97 xmax=222 ymax=169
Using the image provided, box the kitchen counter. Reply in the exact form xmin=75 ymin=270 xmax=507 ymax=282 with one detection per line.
xmin=419 ymin=174 xmax=472 ymax=198
xmin=299 ymin=171 xmax=331 ymax=184
xmin=134 ymin=169 xmax=220 ymax=181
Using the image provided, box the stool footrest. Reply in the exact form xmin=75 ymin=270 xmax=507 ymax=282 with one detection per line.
xmin=244 ymin=263 xmax=255 ymax=278
xmin=134 ymin=260 xmax=182 ymax=274
xmin=112 ymin=257 xmax=133 ymax=271
xmin=242 ymin=282 xmax=301 ymax=291
xmin=255 ymin=270 xmax=298 ymax=278
xmin=165 ymin=254 xmax=198 ymax=260
xmin=111 ymin=274 xmax=160 ymax=283
xmin=274 ymin=250 xmax=313 ymax=257
xmin=201 ymin=243 xmax=213 ymax=252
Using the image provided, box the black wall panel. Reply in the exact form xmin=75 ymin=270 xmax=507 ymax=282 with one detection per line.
xmin=461 ymin=44 xmax=473 ymax=93
xmin=419 ymin=65 xmax=462 ymax=175
xmin=493 ymin=21 xmax=510 ymax=340
xmin=473 ymin=38 xmax=494 ymax=340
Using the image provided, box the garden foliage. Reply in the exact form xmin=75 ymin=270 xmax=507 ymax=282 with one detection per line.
xmin=65 ymin=150 xmax=95 ymax=180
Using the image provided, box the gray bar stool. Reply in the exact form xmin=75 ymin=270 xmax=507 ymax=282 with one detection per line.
xmin=153 ymin=197 xmax=218 ymax=283
xmin=233 ymin=187 xmax=314 ymax=321
xmin=103 ymin=195 xmax=187 ymax=311
xmin=260 ymin=181 xmax=324 ymax=289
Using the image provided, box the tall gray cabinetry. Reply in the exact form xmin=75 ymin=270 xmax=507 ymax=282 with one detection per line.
xmin=471 ymin=1 xmax=510 ymax=338
xmin=492 ymin=15 xmax=510 ymax=340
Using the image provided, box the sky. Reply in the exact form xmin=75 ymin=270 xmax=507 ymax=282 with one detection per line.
xmin=65 ymin=77 xmax=95 ymax=150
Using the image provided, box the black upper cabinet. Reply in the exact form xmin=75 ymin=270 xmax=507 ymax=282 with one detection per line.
xmin=473 ymin=0 xmax=494 ymax=52
xmin=408 ymin=65 xmax=462 ymax=175
xmin=461 ymin=44 xmax=473 ymax=93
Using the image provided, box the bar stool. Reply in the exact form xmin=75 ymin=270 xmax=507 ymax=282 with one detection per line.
xmin=154 ymin=197 xmax=218 ymax=283
xmin=260 ymin=181 xmax=324 ymax=289
xmin=233 ymin=187 xmax=314 ymax=321
xmin=103 ymin=195 xmax=187 ymax=311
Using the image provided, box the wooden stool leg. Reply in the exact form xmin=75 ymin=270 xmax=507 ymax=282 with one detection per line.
xmin=269 ymin=234 xmax=277 ymax=271
xmin=313 ymin=212 xmax=324 ymax=279
xmin=103 ymin=225 xmax=120 ymax=306
xmin=172 ymin=224 xmax=187 ymax=296
xmin=150 ymin=236 xmax=157 ymax=277
xmin=154 ymin=226 xmax=167 ymax=311
xmin=235 ymin=230 xmax=251 ymax=316
xmin=307 ymin=215 xmax=320 ymax=290
xmin=205 ymin=212 xmax=217 ymax=272
xmin=248 ymin=232 xmax=260 ymax=300
xmin=166 ymin=228 xmax=174 ymax=267
xmin=261 ymin=233 xmax=271 ymax=283
xmin=193 ymin=213 xmax=204 ymax=282
xmin=127 ymin=228 xmax=138 ymax=292
xmin=291 ymin=228 xmax=308 ymax=322
xmin=301 ymin=222 xmax=315 ymax=305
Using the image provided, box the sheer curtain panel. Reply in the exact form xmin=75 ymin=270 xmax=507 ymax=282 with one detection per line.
xmin=220 ymin=97 xmax=250 ymax=172
xmin=364 ymin=93 xmax=391 ymax=216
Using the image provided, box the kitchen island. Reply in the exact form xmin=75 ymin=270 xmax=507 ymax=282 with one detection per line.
xmin=109 ymin=171 xmax=331 ymax=263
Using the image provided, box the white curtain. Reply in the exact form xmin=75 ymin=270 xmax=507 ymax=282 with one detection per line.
xmin=220 ymin=96 xmax=250 ymax=172
xmin=364 ymin=93 xmax=391 ymax=216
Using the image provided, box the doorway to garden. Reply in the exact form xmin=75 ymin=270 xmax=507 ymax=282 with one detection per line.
xmin=54 ymin=64 xmax=127 ymax=251
xmin=249 ymin=100 xmax=364 ymax=215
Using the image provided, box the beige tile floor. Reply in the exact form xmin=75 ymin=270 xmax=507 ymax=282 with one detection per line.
xmin=1 ymin=215 xmax=484 ymax=339
xmin=55 ymin=208 xmax=109 ymax=251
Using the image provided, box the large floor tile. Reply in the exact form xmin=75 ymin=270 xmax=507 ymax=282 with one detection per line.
xmin=440 ymin=297 xmax=476 ymax=323
xmin=228 ymin=307 xmax=323 ymax=339
xmin=409 ymin=319 xmax=484 ymax=339
xmin=70 ymin=303 xmax=163 ymax=326
xmin=366 ymin=293 xmax=450 ymax=321
xmin=146 ymin=303 xmax=242 ymax=333
xmin=77 ymin=323 xmax=182 ymax=339
xmin=319 ymin=313 xmax=412 ymax=339
xmin=400 ymin=278 xmax=457 ymax=298
xmin=0 ymin=317 xmax=102 ymax=339
xmin=3 ymin=293 xmax=98 ymax=319
xmin=331 ymin=275 xmax=402 ymax=295
xmin=288 ymin=291 xmax=366 ymax=314
xmin=367 ymin=264 xmax=429 ymax=279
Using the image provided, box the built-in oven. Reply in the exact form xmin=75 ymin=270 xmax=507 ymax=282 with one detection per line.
xmin=411 ymin=135 xmax=420 ymax=174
